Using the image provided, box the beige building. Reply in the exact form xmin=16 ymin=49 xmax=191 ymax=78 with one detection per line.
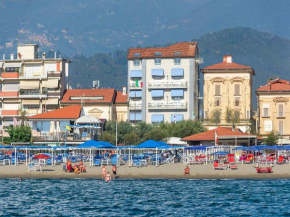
xmin=201 ymin=55 xmax=255 ymax=132
xmin=127 ymin=42 xmax=200 ymax=124
xmin=256 ymin=78 xmax=290 ymax=138
xmin=60 ymin=87 xmax=128 ymax=122
xmin=0 ymin=44 xmax=69 ymax=129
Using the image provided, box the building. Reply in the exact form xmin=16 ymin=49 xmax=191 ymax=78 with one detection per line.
xmin=201 ymin=55 xmax=255 ymax=132
xmin=127 ymin=42 xmax=200 ymax=124
xmin=182 ymin=126 xmax=262 ymax=146
xmin=256 ymin=78 xmax=290 ymax=138
xmin=60 ymin=87 xmax=128 ymax=122
xmin=0 ymin=44 xmax=69 ymax=130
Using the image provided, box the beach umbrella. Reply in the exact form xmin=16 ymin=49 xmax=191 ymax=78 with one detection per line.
xmin=49 ymin=121 xmax=56 ymax=134
xmin=56 ymin=121 xmax=60 ymax=133
xmin=33 ymin=154 xmax=51 ymax=159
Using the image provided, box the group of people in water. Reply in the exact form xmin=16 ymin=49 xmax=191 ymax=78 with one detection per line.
xmin=66 ymin=159 xmax=86 ymax=174
xmin=102 ymin=165 xmax=117 ymax=182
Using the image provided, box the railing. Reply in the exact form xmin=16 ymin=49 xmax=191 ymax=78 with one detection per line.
xmin=47 ymin=71 xmax=61 ymax=78
xmin=0 ymin=91 xmax=19 ymax=97
xmin=129 ymin=81 xmax=142 ymax=88
xmin=148 ymin=80 xmax=187 ymax=88
xmin=148 ymin=101 xmax=187 ymax=109
xmin=25 ymin=109 xmax=42 ymax=116
xmin=20 ymin=90 xmax=41 ymax=95
xmin=1 ymin=72 xmax=19 ymax=78
xmin=129 ymin=102 xmax=142 ymax=109
xmin=201 ymin=119 xmax=252 ymax=125
xmin=47 ymin=90 xmax=61 ymax=97
xmin=1 ymin=110 xmax=19 ymax=116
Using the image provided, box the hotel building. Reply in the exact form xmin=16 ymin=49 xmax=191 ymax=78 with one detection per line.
xmin=201 ymin=55 xmax=255 ymax=132
xmin=0 ymin=44 xmax=69 ymax=130
xmin=127 ymin=42 xmax=200 ymax=124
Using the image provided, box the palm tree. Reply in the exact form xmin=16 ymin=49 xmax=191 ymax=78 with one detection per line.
xmin=19 ymin=109 xmax=28 ymax=127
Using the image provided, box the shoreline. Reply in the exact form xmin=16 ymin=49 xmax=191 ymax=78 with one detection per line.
xmin=1 ymin=163 xmax=290 ymax=180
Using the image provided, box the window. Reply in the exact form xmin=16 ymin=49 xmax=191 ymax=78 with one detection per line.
xmin=234 ymin=84 xmax=240 ymax=96
xmin=278 ymin=120 xmax=284 ymax=135
xmin=264 ymin=120 xmax=272 ymax=132
xmin=155 ymin=52 xmax=162 ymax=56
xmin=278 ymin=104 xmax=284 ymax=117
xmin=133 ymin=53 xmax=140 ymax=57
xmin=174 ymin=58 xmax=181 ymax=65
xmin=235 ymin=98 xmax=240 ymax=106
xmin=215 ymin=84 xmax=221 ymax=96
xmin=215 ymin=98 xmax=221 ymax=107
xmin=172 ymin=96 xmax=182 ymax=101
xmin=263 ymin=104 xmax=269 ymax=117
xmin=174 ymin=52 xmax=182 ymax=56
xmin=133 ymin=59 xmax=140 ymax=66
xmin=155 ymin=58 xmax=161 ymax=65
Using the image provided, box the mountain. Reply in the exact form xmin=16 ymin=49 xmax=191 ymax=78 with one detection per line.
xmin=69 ymin=27 xmax=290 ymax=108
xmin=0 ymin=0 xmax=290 ymax=56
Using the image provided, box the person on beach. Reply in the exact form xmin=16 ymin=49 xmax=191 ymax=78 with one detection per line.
xmin=78 ymin=160 xmax=86 ymax=173
xmin=105 ymin=171 xmax=111 ymax=182
xmin=184 ymin=165 xmax=190 ymax=175
xmin=102 ymin=166 xmax=107 ymax=179
xmin=112 ymin=164 xmax=117 ymax=179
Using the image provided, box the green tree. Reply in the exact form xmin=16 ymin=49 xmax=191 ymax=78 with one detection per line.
xmin=135 ymin=122 xmax=153 ymax=142
xmin=143 ymin=126 xmax=168 ymax=141
xmin=264 ymin=131 xmax=279 ymax=146
xmin=99 ymin=131 xmax=116 ymax=145
xmin=7 ymin=126 xmax=31 ymax=142
xmin=19 ymin=109 xmax=28 ymax=126
xmin=171 ymin=120 xmax=207 ymax=138
xmin=124 ymin=131 xmax=139 ymax=145
xmin=225 ymin=107 xmax=232 ymax=123
xmin=103 ymin=121 xmax=133 ymax=144
xmin=210 ymin=109 xmax=221 ymax=125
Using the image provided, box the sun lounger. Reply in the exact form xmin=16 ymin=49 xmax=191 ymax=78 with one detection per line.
xmin=213 ymin=161 xmax=227 ymax=170
xmin=245 ymin=157 xmax=251 ymax=164
xmin=277 ymin=156 xmax=285 ymax=164
xmin=162 ymin=155 xmax=175 ymax=164
xmin=255 ymin=167 xmax=273 ymax=173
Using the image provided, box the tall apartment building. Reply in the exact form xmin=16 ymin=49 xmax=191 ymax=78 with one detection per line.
xmin=201 ymin=55 xmax=255 ymax=132
xmin=256 ymin=78 xmax=290 ymax=138
xmin=0 ymin=44 xmax=69 ymax=129
xmin=127 ymin=42 xmax=200 ymax=124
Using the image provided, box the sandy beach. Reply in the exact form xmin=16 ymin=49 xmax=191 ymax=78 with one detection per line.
xmin=0 ymin=163 xmax=290 ymax=179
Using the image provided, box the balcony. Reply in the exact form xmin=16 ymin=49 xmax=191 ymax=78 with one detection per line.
xmin=25 ymin=109 xmax=42 ymax=116
xmin=1 ymin=110 xmax=19 ymax=116
xmin=129 ymin=101 xmax=142 ymax=110
xmin=129 ymin=81 xmax=142 ymax=89
xmin=47 ymin=71 xmax=61 ymax=78
xmin=148 ymin=101 xmax=187 ymax=109
xmin=47 ymin=89 xmax=61 ymax=97
xmin=19 ymin=89 xmax=46 ymax=98
xmin=1 ymin=72 xmax=19 ymax=79
xmin=0 ymin=91 xmax=19 ymax=97
xmin=148 ymin=80 xmax=187 ymax=89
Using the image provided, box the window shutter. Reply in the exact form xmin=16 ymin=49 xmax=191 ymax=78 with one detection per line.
xmin=215 ymin=85 xmax=221 ymax=95
xmin=279 ymin=121 xmax=283 ymax=134
xmin=234 ymin=84 xmax=240 ymax=95
xmin=278 ymin=104 xmax=284 ymax=117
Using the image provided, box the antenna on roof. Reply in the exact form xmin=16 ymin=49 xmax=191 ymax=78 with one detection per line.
xmin=93 ymin=80 xmax=99 ymax=89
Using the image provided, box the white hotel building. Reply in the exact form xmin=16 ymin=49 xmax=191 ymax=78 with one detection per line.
xmin=127 ymin=42 xmax=200 ymax=124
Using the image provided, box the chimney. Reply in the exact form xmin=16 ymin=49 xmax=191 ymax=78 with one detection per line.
xmin=223 ymin=55 xmax=232 ymax=63
xmin=10 ymin=54 xmax=14 ymax=60
xmin=122 ymin=86 xmax=126 ymax=95
xmin=42 ymin=52 xmax=46 ymax=59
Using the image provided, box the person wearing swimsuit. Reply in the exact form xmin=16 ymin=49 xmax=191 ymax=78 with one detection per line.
xmin=102 ymin=166 xmax=107 ymax=179
xmin=112 ymin=165 xmax=117 ymax=179
xmin=105 ymin=171 xmax=111 ymax=182
xmin=184 ymin=166 xmax=190 ymax=175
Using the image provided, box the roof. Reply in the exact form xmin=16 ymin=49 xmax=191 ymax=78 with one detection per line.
xmin=29 ymin=105 xmax=82 ymax=120
xmin=115 ymin=91 xmax=128 ymax=103
xmin=201 ymin=55 xmax=254 ymax=75
xmin=182 ymin=127 xmax=259 ymax=141
xmin=136 ymin=140 xmax=170 ymax=149
xmin=75 ymin=115 xmax=101 ymax=124
xmin=61 ymin=89 xmax=116 ymax=104
xmin=256 ymin=78 xmax=290 ymax=92
xmin=127 ymin=42 xmax=198 ymax=59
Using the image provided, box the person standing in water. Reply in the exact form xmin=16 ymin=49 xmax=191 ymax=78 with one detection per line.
xmin=105 ymin=171 xmax=111 ymax=182
xmin=102 ymin=166 xmax=107 ymax=179
xmin=112 ymin=164 xmax=117 ymax=179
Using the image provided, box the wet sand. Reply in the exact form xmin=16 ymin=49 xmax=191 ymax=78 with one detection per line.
xmin=0 ymin=163 xmax=290 ymax=179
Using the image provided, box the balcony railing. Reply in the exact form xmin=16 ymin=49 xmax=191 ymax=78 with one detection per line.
xmin=0 ymin=91 xmax=19 ymax=97
xmin=129 ymin=101 xmax=142 ymax=110
xmin=129 ymin=81 xmax=142 ymax=88
xmin=25 ymin=109 xmax=42 ymax=116
xmin=1 ymin=72 xmax=19 ymax=78
xmin=47 ymin=90 xmax=61 ymax=97
xmin=148 ymin=80 xmax=187 ymax=89
xmin=20 ymin=90 xmax=41 ymax=96
xmin=47 ymin=71 xmax=61 ymax=78
xmin=1 ymin=110 xmax=19 ymax=116
xmin=148 ymin=101 xmax=187 ymax=109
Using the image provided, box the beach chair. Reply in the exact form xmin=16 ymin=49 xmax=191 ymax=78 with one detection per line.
xmin=213 ymin=161 xmax=227 ymax=170
xmin=245 ymin=157 xmax=251 ymax=164
xmin=28 ymin=163 xmax=36 ymax=172
xmin=256 ymin=167 xmax=273 ymax=173
xmin=277 ymin=156 xmax=285 ymax=164
xmin=94 ymin=159 xmax=101 ymax=166
xmin=228 ymin=157 xmax=238 ymax=170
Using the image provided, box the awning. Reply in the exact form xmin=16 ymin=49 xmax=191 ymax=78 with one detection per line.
xmin=20 ymin=80 xmax=40 ymax=89
xmin=171 ymin=68 xmax=184 ymax=77
xmin=170 ymin=114 xmax=183 ymax=122
xmin=43 ymin=98 xmax=58 ymax=105
xmin=151 ymin=114 xmax=164 ymax=123
xmin=151 ymin=69 xmax=164 ymax=77
xmin=129 ymin=112 xmax=142 ymax=121
xmin=151 ymin=90 xmax=164 ymax=97
xmin=171 ymin=89 xmax=184 ymax=97
xmin=130 ymin=90 xmax=142 ymax=98
xmin=130 ymin=70 xmax=142 ymax=78
xmin=22 ymin=99 xmax=40 ymax=105
xmin=42 ymin=79 xmax=59 ymax=88
xmin=4 ymin=62 xmax=22 ymax=68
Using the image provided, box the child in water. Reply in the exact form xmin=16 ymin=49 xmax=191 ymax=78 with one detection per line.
xmin=105 ymin=171 xmax=111 ymax=182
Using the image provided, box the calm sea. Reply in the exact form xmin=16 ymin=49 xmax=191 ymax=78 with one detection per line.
xmin=0 ymin=179 xmax=289 ymax=216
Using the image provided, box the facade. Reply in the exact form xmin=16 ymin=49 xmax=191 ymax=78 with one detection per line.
xmin=127 ymin=42 xmax=200 ymax=124
xmin=60 ymin=87 xmax=128 ymax=122
xmin=0 ymin=44 xmax=69 ymax=130
xmin=201 ymin=55 xmax=255 ymax=132
xmin=256 ymin=78 xmax=290 ymax=137
xmin=182 ymin=126 xmax=262 ymax=146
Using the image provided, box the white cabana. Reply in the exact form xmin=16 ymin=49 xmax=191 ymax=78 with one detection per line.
xmin=75 ymin=115 xmax=101 ymax=124
xmin=164 ymin=137 xmax=187 ymax=146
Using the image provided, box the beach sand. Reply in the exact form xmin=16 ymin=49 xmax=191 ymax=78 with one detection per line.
xmin=0 ymin=163 xmax=290 ymax=179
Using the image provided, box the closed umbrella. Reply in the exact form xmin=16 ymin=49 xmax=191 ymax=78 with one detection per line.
xmin=49 ymin=121 xmax=55 ymax=135
xmin=56 ymin=121 xmax=60 ymax=133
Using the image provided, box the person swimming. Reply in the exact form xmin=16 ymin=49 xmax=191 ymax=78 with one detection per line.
xmin=102 ymin=166 xmax=107 ymax=179
xmin=105 ymin=171 xmax=111 ymax=182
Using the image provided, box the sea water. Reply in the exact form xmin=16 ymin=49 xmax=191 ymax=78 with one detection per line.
xmin=0 ymin=179 xmax=289 ymax=216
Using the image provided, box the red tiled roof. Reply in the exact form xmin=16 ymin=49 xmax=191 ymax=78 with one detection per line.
xmin=202 ymin=62 xmax=252 ymax=70
xmin=256 ymin=78 xmax=290 ymax=92
xmin=182 ymin=127 xmax=258 ymax=141
xmin=61 ymin=89 xmax=115 ymax=104
xmin=115 ymin=91 xmax=128 ymax=103
xmin=28 ymin=105 xmax=81 ymax=120
xmin=127 ymin=42 xmax=198 ymax=59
